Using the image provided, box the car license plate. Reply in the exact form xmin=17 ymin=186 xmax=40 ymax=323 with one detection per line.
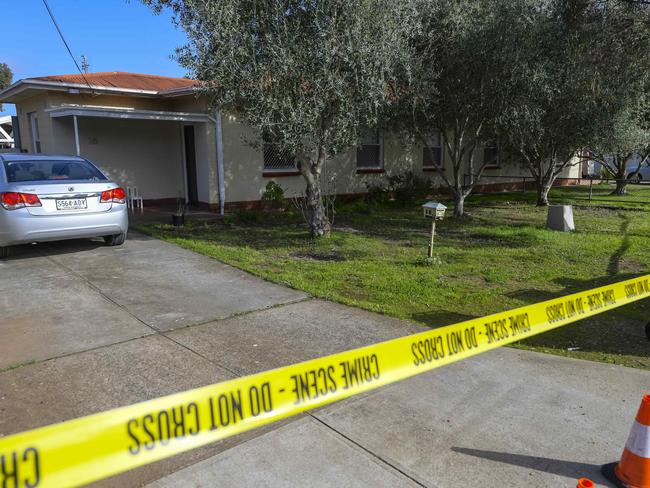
xmin=56 ymin=198 xmax=87 ymax=211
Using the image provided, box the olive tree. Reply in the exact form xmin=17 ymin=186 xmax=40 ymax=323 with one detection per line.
xmin=143 ymin=0 xmax=411 ymax=236
xmin=589 ymin=97 xmax=650 ymax=194
xmin=499 ymin=0 xmax=650 ymax=205
xmin=585 ymin=2 xmax=650 ymax=194
xmin=395 ymin=0 xmax=524 ymax=217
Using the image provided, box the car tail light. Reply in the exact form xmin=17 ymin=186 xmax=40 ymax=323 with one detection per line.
xmin=100 ymin=188 xmax=126 ymax=204
xmin=112 ymin=187 xmax=126 ymax=203
xmin=0 ymin=192 xmax=42 ymax=210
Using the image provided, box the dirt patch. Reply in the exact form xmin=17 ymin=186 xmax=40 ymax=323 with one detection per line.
xmin=618 ymin=259 xmax=647 ymax=274
xmin=292 ymin=251 xmax=346 ymax=262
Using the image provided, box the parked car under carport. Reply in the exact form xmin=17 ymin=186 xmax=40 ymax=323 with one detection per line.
xmin=0 ymin=153 xmax=128 ymax=258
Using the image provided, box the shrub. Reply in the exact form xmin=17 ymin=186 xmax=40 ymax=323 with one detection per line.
xmin=388 ymin=171 xmax=432 ymax=204
xmin=261 ymin=181 xmax=285 ymax=202
xmin=364 ymin=181 xmax=390 ymax=205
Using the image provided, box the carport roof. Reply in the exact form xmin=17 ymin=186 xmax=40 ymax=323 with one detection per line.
xmin=46 ymin=105 xmax=213 ymax=123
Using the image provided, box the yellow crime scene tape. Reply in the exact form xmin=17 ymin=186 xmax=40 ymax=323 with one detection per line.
xmin=1 ymin=274 xmax=650 ymax=487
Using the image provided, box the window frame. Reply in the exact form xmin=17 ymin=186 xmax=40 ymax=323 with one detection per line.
xmin=356 ymin=128 xmax=384 ymax=172
xmin=483 ymin=139 xmax=501 ymax=169
xmin=28 ymin=112 xmax=41 ymax=154
xmin=422 ymin=131 xmax=445 ymax=171
xmin=262 ymin=134 xmax=298 ymax=176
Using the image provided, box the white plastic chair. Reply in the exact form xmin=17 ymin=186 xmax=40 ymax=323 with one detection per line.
xmin=127 ymin=186 xmax=144 ymax=212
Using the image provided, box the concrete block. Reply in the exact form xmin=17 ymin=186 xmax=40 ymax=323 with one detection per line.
xmin=546 ymin=205 xmax=575 ymax=231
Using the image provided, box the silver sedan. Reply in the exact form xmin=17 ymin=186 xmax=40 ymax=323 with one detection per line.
xmin=0 ymin=154 xmax=128 ymax=258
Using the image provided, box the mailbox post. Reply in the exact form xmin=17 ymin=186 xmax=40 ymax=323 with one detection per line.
xmin=422 ymin=201 xmax=447 ymax=258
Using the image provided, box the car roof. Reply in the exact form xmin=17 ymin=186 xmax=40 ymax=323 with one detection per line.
xmin=0 ymin=154 xmax=86 ymax=163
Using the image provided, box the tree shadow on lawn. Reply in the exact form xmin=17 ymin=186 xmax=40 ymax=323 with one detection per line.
xmin=415 ymin=304 xmax=648 ymax=362
xmin=518 ymin=316 xmax=650 ymax=369
xmin=506 ymin=271 xmax=648 ymax=305
xmin=149 ymin=221 xmax=317 ymax=251
xmin=449 ymin=229 xmax=542 ymax=248
xmin=606 ymin=214 xmax=631 ymax=276
xmin=411 ymin=310 xmax=479 ymax=329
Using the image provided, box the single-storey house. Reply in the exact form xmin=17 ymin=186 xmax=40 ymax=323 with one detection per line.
xmin=0 ymin=71 xmax=581 ymax=212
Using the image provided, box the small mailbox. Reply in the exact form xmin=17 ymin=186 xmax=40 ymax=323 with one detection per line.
xmin=422 ymin=201 xmax=447 ymax=220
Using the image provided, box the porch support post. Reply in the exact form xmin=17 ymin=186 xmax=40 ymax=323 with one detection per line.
xmin=73 ymin=115 xmax=80 ymax=156
xmin=214 ymin=109 xmax=225 ymax=216
xmin=180 ymin=124 xmax=189 ymax=204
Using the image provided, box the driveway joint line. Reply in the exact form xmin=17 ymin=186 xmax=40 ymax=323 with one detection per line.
xmin=40 ymin=252 xmax=162 ymax=333
xmin=309 ymin=414 xmax=431 ymax=488
xmin=14 ymin=251 xmax=313 ymax=374
xmin=160 ymin=332 xmax=245 ymax=378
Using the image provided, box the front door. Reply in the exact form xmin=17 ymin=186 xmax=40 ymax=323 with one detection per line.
xmin=183 ymin=125 xmax=199 ymax=204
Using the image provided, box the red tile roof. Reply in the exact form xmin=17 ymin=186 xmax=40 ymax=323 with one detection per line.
xmin=31 ymin=72 xmax=198 ymax=92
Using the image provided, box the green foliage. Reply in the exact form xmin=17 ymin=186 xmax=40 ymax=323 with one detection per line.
xmin=393 ymin=0 xmax=528 ymax=215
xmin=0 ymin=63 xmax=11 ymax=90
xmin=337 ymin=199 xmax=374 ymax=215
xmin=261 ymin=181 xmax=285 ymax=202
xmin=387 ymin=171 xmax=432 ymax=204
xmin=142 ymin=0 xmax=412 ymax=235
xmin=364 ymin=171 xmax=432 ymax=205
xmin=497 ymin=0 xmax=650 ymax=202
xmin=363 ymin=182 xmax=390 ymax=205
xmin=414 ymin=255 xmax=442 ymax=267
xmin=0 ymin=63 xmax=12 ymax=111
xmin=600 ymin=166 xmax=611 ymax=180
xmin=180 ymin=0 xmax=409 ymax=157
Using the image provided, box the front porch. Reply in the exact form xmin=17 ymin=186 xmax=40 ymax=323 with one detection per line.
xmin=46 ymin=105 xmax=222 ymax=211
xmin=127 ymin=203 xmax=222 ymax=226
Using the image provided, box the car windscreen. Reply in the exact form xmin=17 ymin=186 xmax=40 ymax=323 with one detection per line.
xmin=3 ymin=160 xmax=107 ymax=183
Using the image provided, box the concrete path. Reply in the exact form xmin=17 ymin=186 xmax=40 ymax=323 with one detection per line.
xmin=0 ymin=233 xmax=646 ymax=487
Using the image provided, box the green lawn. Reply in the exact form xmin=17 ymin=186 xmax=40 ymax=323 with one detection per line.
xmin=468 ymin=181 xmax=650 ymax=210
xmin=136 ymin=185 xmax=650 ymax=369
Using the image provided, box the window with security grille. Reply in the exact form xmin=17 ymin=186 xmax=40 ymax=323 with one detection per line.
xmin=423 ymin=131 xmax=444 ymax=169
xmin=357 ymin=128 xmax=383 ymax=168
xmin=263 ymin=136 xmax=296 ymax=171
xmin=483 ymin=140 xmax=500 ymax=168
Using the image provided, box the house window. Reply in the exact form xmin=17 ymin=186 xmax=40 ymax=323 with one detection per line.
xmin=483 ymin=140 xmax=500 ymax=168
xmin=28 ymin=112 xmax=41 ymax=153
xmin=423 ymin=131 xmax=444 ymax=169
xmin=357 ymin=128 xmax=383 ymax=169
xmin=263 ymin=135 xmax=296 ymax=172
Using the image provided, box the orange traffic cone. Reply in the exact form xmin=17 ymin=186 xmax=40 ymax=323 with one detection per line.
xmin=603 ymin=394 xmax=650 ymax=487
xmin=577 ymin=478 xmax=594 ymax=488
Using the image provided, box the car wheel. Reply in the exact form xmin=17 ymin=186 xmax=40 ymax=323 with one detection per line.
xmin=0 ymin=246 xmax=7 ymax=259
xmin=104 ymin=233 xmax=127 ymax=246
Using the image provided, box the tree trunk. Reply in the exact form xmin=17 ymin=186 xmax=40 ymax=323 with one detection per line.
xmin=305 ymin=173 xmax=331 ymax=237
xmin=453 ymin=191 xmax=465 ymax=217
xmin=536 ymin=183 xmax=551 ymax=206
xmin=612 ymin=179 xmax=628 ymax=196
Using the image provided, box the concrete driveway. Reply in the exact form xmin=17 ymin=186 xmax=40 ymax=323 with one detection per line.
xmin=1 ymin=233 xmax=647 ymax=487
